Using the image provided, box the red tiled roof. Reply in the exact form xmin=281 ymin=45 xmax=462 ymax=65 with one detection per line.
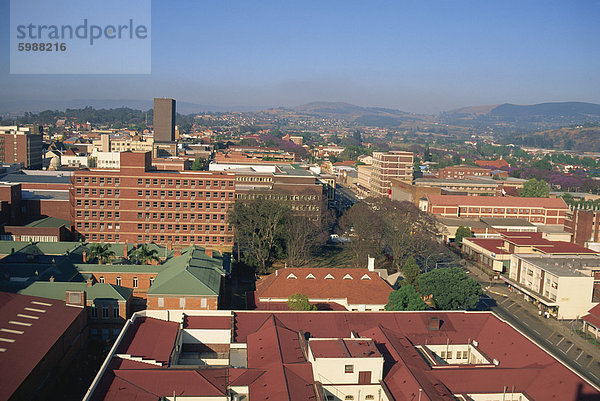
xmin=184 ymin=315 xmax=231 ymax=329
xmin=463 ymin=238 xmax=508 ymax=254
xmin=116 ymin=317 xmax=178 ymax=364
xmin=427 ymin=194 xmax=567 ymax=208
xmin=255 ymin=268 xmax=392 ymax=306
xmin=309 ymin=338 xmax=381 ymax=358
xmin=583 ymin=304 xmax=600 ymax=329
xmin=0 ymin=292 xmax=84 ymax=401
xmin=540 ymin=242 xmax=600 ymax=254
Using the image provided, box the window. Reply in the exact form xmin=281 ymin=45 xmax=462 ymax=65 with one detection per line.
xmin=324 ymin=273 xmax=334 ymax=279
xmin=102 ymin=305 xmax=109 ymax=319
xmin=180 ymin=297 xmax=186 ymax=308
xmin=201 ymin=298 xmax=208 ymax=308
xmin=150 ymin=277 xmax=154 ymax=287
xmin=345 ymin=396 xmax=354 ymax=400
xmin=116 ymin=276 xmax=121 ymax=286
xmin=344 ymin=364 xmax=353 ymax=373
xmin=99 ymin=276 xmax=105 ymax=283
xmin=133 ymin=277 xmax=138 ymax=288
xmin=90 ymin=305 xmax=98 ymax=318
xmin=365 ymin=396 xmax=374 ymax=400
xmin=113 ymin=305 xmax=119 ymax=318
xmin=158 ymin=297 xmax=164 ymax=307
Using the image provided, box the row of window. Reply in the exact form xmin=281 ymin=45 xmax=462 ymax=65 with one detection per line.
xmin=98 ymin=275 xmax=150 ymax=288
xmin=76 ymin=188 xmax=120 ymax=196
xmin=237 ymin=193 xmax=320 ymax=201
xmin=136 ymin=223 xmax=230 ymax=232
xmin=136 ymin=189 xmax=233 ymax=199
xmin=77 ymin=211 xmax=119 ymax=219
xmin=76 ymin=199 xmax=120 ymax=207
xmin=136 ymin=201 xmax=228 ymax=211
xmin=325 ymin=396 xmax=374 ymax=401
xmin=136 ymin=235 xmax=232 ymax=244
xmin=136 ymin=178 xmax=233 ymax=188
xmin=137 ymin=212 xmax=227 ymax=221
xmin=462 ymin=207 xmax=545 ymax=214
xmin=439 ymin=350 xmax=470 ymax=359
xmin=77 ymin=176 xmax=120 ymax=185
xmin=90 ymin=303 xmax=122 ymax=319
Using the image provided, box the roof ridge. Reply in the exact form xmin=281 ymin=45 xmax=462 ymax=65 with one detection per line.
xmin=194 ymin=369 xmax=226 ymax=394
xmin=112 ymin=370 xmax=161 ymax=398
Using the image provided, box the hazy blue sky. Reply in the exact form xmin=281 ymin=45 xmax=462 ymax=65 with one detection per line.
xmin=1 ymin=0 xmax=599 ymax=113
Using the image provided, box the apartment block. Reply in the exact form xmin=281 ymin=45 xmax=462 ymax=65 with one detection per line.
xmin=370 ymin=151 xmax=414 ymax=197
xmin=72 ymin=152 xmax=235 ymax=252
xmin=506 ymin=254 xmax=600 ymax=319
xmin=435 ymin=165 xmax=493 ymax=179
xmin=0 ymin=125 xmax=43 ymax=169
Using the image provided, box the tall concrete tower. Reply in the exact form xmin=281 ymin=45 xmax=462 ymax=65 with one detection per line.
xmin=153 ymin=98 xmax=176 ymax=143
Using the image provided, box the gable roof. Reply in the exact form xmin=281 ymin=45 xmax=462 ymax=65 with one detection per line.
xmin=147 ymin=247 xmax=225 ymax=296
xmin=255 ymin=268 xmax=392 ymax=305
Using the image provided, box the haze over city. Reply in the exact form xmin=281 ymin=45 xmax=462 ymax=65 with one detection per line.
xmin=1 ymin=0 xmax=600 ymax=114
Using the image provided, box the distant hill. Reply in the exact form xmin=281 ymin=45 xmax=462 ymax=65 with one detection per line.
xmin=502 ymin=125 xmax=600 ymax=152
xmin=290 ymin=101 xmax=430 ymax=127
xmin=440 ymin=101 xmax=600 ymax=132
xmin=0 ymin=99 xmax=258 ymax=117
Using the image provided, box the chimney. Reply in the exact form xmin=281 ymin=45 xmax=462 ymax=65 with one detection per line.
xmin=123 ymin=243 xmax=128 ymax=260
xmin=174 ymin=248 xmax=181 ymax=258
xmin=82 ymin=250 xmax=87 ymax=263
xmin=428 ymin=317 xmax=441 ymax=331
xmin=86 ymin=277 xmax=93 ymax=287
xmin=205 ymin=247 xmax=213 ymax=258
xmin=49 ymin=275 xmax=55 ymax=282
xmin=167 ymin=242 xmax=172 ymax=251
xmin=65 ymin=290 xmax=86 ymax=308
xmin=367 ymin=256 xmax=375 ymax=272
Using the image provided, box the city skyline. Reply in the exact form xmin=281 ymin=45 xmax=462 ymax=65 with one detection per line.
xmin=1 ymin=0 xmax=599 ymax=114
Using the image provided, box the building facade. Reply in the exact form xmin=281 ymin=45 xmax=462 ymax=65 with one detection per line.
xmin=153 ymin=98 xmax=176 ymax=143
xmin=565 ymin=207 xmax=600 ymax=246
xmin=424 ymin=194 xmax=569 ymax=225
xmin=370 ymin=151 xmax=414 ymax=197
xmin=0 ymin=125 xmax=43 ymax=169
xmin=72 ymin=152 xmax=235 ymax=252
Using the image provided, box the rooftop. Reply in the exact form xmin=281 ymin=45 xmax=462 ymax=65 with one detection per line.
xmin=515 ymin=254 xmax=600 ymax=277
xmin=0 ymin=292 xmax=84 ymax=401
xmin=427 ymin=194 xmax=568 ymax=208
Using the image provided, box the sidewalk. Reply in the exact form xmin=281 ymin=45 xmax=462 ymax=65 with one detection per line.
xmin=466 ymin=260 xmax=600 ymax=359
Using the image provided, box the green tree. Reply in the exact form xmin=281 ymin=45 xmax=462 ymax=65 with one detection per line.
xmin=401 ymin=256 xmax=420 ymax=288
xmin=454 ymin=226 xmax=472 ymax=245
xmin=228 ymin=197 xmax=291 ymax=273
xmin=287 ymin=293 xmax=317 ymax=311
xmin=418 ymin=268 xmax=482 ymax=310
xmin=87 ymin=244 xmax=115 ymax=265
xmin=385 ymin=285 xmax=427 ymax=311
xmin=130 ymin=244 xmax=160 ymax=265
xmin=519 ymin=178 xmax=550 ymax=197
xmin=191 ymin=157 xmax=208 ymax=171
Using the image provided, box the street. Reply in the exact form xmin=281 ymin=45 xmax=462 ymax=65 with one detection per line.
xmin=466 ymin=265 xmax=600 ymax=389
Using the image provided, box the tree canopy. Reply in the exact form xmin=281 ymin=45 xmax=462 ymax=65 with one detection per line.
xmin=130 ymin=244 xmax=160 ymax=265
xmin=400 ymin=256 xmax=420 ymax=288
xmin=418 ymin=268 xmax=482 ymax=310
xmin=87 ymin=244 xmax=115 ymax=265
xmin=519 ymin=178 xmax=550 ymax=197
xmin=287 ymin=293 xmax=317 ymax=311
xmin=385 ymin=285 xmax=427 ymax=311
xmin=454 ymin=226 xmax=472 ymax=245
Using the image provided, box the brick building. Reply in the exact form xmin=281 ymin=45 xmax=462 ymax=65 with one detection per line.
xmin=423 ymin=194 xmax=569 ymax=225
xmin=434 ymin=165 xmax=492 ymax=179
xmin=565 ymin=207 xmax=600 ymax=246
xmin=0 ymin=125 xmax=43 ymax=169
xmin=72 ymin=152 xmax=235 ymax=252
xmin=370 ymin=151 xmax=414 ymax=197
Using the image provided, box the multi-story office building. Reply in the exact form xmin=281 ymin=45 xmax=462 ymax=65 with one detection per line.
xmin=153 ymin=98 xmax=176 ymax=143
xmin=0 ymin=125 xmax=43 ymax=169
xmin=370 ymin=151 xmax=413 ymax=197
xmin=72 ymin=152 xmax=235 ymax=252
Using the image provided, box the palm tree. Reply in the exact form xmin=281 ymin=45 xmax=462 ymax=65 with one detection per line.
xmin=88 ymin=244 xmax=115 ymax=264
xmin=130 ymin=244 xmax=160 ymax=265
